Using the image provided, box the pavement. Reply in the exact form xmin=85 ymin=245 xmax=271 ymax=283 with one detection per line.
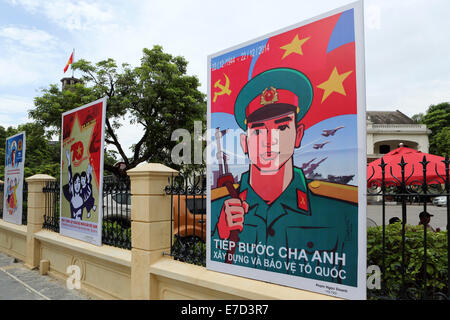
xmin=0 ymin=252 xmax=95 ymax=300
xmin=367 ymin=204 xmax=448 ymax=231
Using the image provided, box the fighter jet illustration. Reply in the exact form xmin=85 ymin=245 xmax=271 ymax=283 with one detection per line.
xmin=303 ymin=157 xmax=327 ymax=176
xmin=322 ymin=126 xmax=344 ymax=137
xmin=313 ymin=141 xmax=330 ymax=149
xmin=301 ymin=158 xmax=317 ymax=170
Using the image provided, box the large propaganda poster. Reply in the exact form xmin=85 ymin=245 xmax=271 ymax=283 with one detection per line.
xmin=3 ymin=132 xmax=26 ymax=225
xmin=60 ymin=97 xmax=106 ymax=246
xmin=207 ymin=1 xmax=366 ymax=299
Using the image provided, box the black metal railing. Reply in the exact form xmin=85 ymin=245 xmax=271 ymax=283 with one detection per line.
xmin=0 ymin=181 xmax=28 ymax=225
xmin=165 ymin=171 xmax=206 ymax=266
xmin=163 ymin=157 xmax=449 ymax=300
xmin=43 ymin=181 xmax=60 ymax=232
xmin=42 ymin=176 xmax=131 ymax=249
xmin=22 ymin=181 xmax=28 ymax=225
xmin=0 ymin=182 xmax=3 ymax=220
xmin=367 ymin=155 xmax=449 ymax=300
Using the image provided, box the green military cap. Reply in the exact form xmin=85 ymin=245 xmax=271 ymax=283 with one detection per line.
xmin=234 ymin=68 xmax=313 ymax=130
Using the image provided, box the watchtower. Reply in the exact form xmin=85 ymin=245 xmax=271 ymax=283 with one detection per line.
xmin=60 ymin=77 xmax=81 ymax=91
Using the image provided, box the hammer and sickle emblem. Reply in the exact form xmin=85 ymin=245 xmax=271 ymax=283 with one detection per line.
xmin=213 ymin=73 xmax=231 ymax=103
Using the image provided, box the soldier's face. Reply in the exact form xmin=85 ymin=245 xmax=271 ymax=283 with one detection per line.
xmin=241 ymin=112 xmax=304 ymax=172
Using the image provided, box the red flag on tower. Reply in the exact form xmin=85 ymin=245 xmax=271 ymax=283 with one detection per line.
xmin=63 ymin=50 xmax=74 ymax=73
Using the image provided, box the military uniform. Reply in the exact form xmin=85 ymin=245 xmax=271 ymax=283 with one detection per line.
xmin=211 ymin=67 xmax=359 ymax=287
xmin=211 ymin=168 xmax=358 ymax=287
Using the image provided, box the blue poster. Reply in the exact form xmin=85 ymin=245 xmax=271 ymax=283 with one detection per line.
xmin=3 ymin=132 xmax=26 ymax=225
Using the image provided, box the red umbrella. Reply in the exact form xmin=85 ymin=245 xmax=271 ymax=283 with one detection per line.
xmin=367 ymin=146 xmax=448 ymax=186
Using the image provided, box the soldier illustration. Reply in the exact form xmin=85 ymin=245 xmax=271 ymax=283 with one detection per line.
xmin=211 ymin=68 xmax=358 ymax=286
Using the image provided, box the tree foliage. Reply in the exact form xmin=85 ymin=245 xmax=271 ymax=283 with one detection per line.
xmin=29 ymin=45 xmax=206 ymax=176
xmin=0 ymin=123 xmax=122 ymax=181
xmin=412 ymin=102 xmax=450 ymax=156
xmin=0 ymin=123 xmax=60 ymax=179
xmin=411 ymin=113 xmax=424 ymax=124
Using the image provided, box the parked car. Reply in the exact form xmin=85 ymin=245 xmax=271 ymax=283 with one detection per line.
xmin=432 ymin=196 xmax=447 ymax=206
xmin=366 ymin=217 xmax=377 ymax=228
xmin=172 ymin=195 xmax=206 ymax=242
xmin=102 ymin=192 xmax=207 ymax=241
xmin=102 ymin=192 xmax=131 ymax=227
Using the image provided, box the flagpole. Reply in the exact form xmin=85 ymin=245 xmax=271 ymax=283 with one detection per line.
xmin=72 ymin=48 xmax=75 ymax=78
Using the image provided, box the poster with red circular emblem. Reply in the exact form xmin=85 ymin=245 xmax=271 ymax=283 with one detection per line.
xmin=207 ymin=1 xmax=366 ymax=299
xmin=60 ymin=97 xmax=106 ymax=246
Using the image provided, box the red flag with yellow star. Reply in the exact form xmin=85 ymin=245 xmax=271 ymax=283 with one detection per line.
xmin=63 ymin=50 xmax=74 ymax=73
xmin=210 ymin=9 xmax=357 ymax=131
xmin=250 ymin=11 xmax=356 ymax=130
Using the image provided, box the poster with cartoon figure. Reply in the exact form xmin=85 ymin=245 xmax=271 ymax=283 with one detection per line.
xmin=207 ymin=1 xmax=366 ymax=299
xmin=3 ymin=132 xmax=26 ymax=225
xmin=60 ymin=97 xmax=106 ymax=246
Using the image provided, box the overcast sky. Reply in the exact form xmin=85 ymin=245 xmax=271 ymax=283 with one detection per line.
xmin=0 ymin=0 xmax=449 ymax=157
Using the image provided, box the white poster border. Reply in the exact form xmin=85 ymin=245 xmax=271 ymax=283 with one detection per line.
xmin=3 ymin=131 xmax=26 ymax=226
xmin=59 ymin=97 xmax=107 ymax=246
xmin=206 ymin=0 xmax=367 ymax=300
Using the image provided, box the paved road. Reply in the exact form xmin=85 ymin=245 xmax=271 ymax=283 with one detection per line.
xmin=367 ymin=204 xmax=448 ymax=231
xmin=0 ymin=252 xmax=95 ymax=300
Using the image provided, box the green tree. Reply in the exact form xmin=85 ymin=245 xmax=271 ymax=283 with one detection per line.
xmin=412 ymin=102 xmax=450 ymax=156
xmin=0 ymin=122 xmax=119 ymax=181
xmin=433 ymin=127 xmax=450 ymax=157
xmin=29 ymin=45 xmax=206 ymax=176
xmin=411 ymin=113 xmax=424 ymax=124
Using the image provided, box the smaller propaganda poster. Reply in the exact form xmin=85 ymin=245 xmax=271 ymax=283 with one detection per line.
xmin=3 ymin=132 xmax=26 ymax=225
xmin=60 ymin=97 xmax=106 ymax=246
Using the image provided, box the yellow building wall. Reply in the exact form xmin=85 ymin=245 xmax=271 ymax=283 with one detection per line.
xmin=35 ymin=230 xmax=131 ymax=300
xmin=0 ymin=220 xmax=27 ymax=261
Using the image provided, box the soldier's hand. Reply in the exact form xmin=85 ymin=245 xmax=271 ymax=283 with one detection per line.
xmin=217 ymin=198 xmax=249 ymax=239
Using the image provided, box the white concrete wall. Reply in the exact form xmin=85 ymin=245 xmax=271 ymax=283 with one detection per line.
xmin=366 ymin=124 xmax=431 ymax=157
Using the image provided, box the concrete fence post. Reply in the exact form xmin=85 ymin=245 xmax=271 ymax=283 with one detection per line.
xmin=24 ymin=174 xmax=56 ymax=269
xmin=127 ymin=163 xmax=178 ymax=300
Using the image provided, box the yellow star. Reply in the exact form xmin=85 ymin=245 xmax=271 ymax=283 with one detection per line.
xmin=77 ymin=145 xmax=83 ymax=157
xmin=317 ymin=67 xmax=353 ymax=103
xmin=280 ymin=34 xmax=310 ymax=60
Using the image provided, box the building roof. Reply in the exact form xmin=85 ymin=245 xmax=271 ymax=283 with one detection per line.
xmin=366 ymin=110 xmax=414 ymax=124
